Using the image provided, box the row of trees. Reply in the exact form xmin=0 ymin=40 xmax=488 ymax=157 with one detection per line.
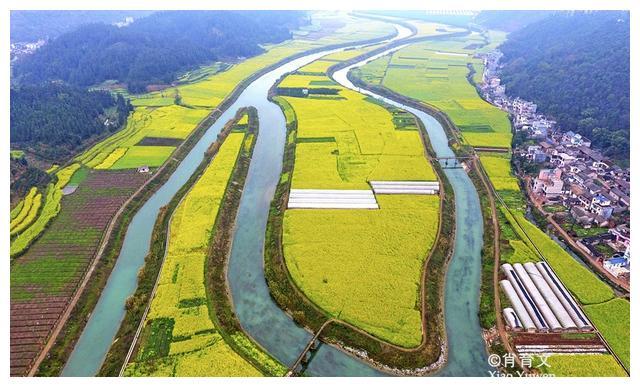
xmin=13 ymin=11 xmax=306 ymax=93
xmin=499 ymin=11 xmax=630 ymax=163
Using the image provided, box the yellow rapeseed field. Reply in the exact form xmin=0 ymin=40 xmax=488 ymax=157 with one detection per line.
xmin=280 ymin=52 xmax=440 ymax=347
xmin=127 ymin=133 xmax=257 ymax=376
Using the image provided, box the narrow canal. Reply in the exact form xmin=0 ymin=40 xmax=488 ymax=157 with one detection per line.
xmin=64 ymin=22 xmax=488 ymax=377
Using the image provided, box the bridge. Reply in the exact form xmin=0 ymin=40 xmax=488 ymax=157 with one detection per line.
xmin=433 ymin=155 xmax=476 ymax=169
xmin=285 ymin=319 xmax=334 ymax=377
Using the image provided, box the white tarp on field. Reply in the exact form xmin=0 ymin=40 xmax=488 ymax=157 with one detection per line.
xmin=370 ymin=181 xmax=439 ymax=195
xmin=288 ymin=189 xmax=378 ymax=209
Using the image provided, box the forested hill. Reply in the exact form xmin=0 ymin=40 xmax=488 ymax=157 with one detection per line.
xmin=13 ymin=11 xmax=306 ymax=93
xmin=10 ymin=11 xmax=152 ymax=43
xmin=10 ymin=83 xmax=130 ymax=151
xmin=499 ymin=11 xmax=630 ymax=162
xmin=10 ymin=82 xmax=132 ymax=199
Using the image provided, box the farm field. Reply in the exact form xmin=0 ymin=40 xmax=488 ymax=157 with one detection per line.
xmin=125 ymin=131 xmax=283 ymax=376
xmin=10 ymin=187 xmax=42 ymax=236
xmin=10 ymin=164 xmax=80 ymax=258
xmin=284 ymin=195 xmax=439 ymax=346
xmin=355 ymin=32 xmax=512 ymax=148
xmin=280 ymin=49 xmax=440 ymax=347
xmin=478 ymin=152 xmax=520 ymax=191
xmin=534 ymin=354 xmax=627 ymax=377
xmin=10 ymin=169 xmax=148 ymax=376
xmin=584 ymin=298 xmax=631 ymax=370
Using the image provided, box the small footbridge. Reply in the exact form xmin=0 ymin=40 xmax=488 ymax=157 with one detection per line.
xmin=285 ymin=319 xmax=334 ymax=377
xmin=434 ymin=155 xmax=475 ymax=169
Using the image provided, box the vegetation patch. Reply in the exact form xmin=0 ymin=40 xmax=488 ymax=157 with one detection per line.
xmin=534 ymin=354 xmax=626 ymax=377
xmin=584 ymin=298 xmax=630 ymax=370
xmin=356 ymin=37 xmax=512 ymax=148
xmin=137 ymin=137 xmax=183 ymax=147
xmin=138 ymin=318 xmax=175 ymax=361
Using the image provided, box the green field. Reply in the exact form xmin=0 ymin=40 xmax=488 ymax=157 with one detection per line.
xmin=534 ymin=354 xmax=627 ymax=377
xmin=111 ymin=146 xmax=175 ymax=169
xmin=356 ymin=34 xmax=512 ymax=148
xmin=478 ymin=153 xmax=520 ymax=191
xmin=280 ymin=49 xmax=440 ymax=347
xmin=584 ymin=298 xmax=631 ymax=370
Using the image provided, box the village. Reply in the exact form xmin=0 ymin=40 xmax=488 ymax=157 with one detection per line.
xmin=478 ymin=50 xmax=630 ymax=288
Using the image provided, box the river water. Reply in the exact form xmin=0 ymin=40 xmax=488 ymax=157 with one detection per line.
xmin=63 ymin=24 xmax=488 ymax=377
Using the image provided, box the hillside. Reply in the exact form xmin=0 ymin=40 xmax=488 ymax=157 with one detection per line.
xmin=499 ymin=11 xmax=630 ymax=162
xmin=12 ymin=11 xmax=306 ymax=92
xmin=10 ymin=83 xmax=131 ymax=200
xmin=10 ymin=11 xmax=152 ymax=43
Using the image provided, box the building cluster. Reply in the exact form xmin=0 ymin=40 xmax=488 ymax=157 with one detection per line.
xmin=10 ymin=40 xmax=46 ymax=62
xmin=478 ymin=50 xmax=630 ymax=280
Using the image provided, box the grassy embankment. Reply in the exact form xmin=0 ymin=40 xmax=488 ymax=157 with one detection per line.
xmin=355 ymin=27 xmax=629 ymax=375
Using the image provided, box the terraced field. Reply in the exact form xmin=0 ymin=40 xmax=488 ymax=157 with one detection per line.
xmin=10 ymin=170 xmax=148 ymax=376
xmin=10 ymin=187 xmax=42 ymax=236
xmin=279 ymin=48 xmax=441 ymax=347
xmin=10 ymin=164 xmax=80 ymax=258
xmin=354 ymin=26 xmax=629 ymax=376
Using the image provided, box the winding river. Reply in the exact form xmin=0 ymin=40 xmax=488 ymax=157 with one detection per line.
xmin=63 ymin=23 xmax=488 ymax=377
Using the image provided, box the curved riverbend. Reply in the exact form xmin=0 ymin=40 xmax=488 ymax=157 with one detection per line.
xmin=63 ymin=25 xmax=410 ymax=377
xmin=64 ymin=23 xmax=488 ymax=376
xmin=333 ymin=45 xmax=490 ymax=376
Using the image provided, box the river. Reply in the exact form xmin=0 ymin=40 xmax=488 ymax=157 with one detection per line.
xmin=63 ymin=23 xmax=489 ymax=377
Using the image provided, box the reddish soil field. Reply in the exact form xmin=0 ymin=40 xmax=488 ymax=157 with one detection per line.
xmin=513 ymin=332 xmax=603 ymax=346
xmin=10 ymin=169 xmax=148 ymax=376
